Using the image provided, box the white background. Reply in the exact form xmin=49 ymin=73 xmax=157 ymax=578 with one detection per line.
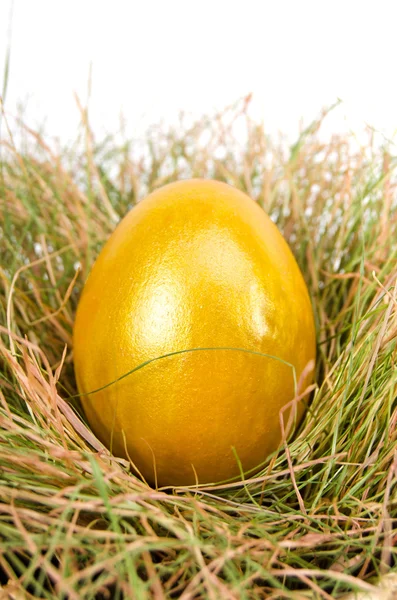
xmin=1 ymin=0 xmax=397 ymax=145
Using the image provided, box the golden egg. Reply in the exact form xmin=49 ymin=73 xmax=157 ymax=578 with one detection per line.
xmin=73 ymin=179 xmax=316 ymax=486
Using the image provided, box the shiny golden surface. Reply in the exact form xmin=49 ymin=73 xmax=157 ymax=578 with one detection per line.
xmin=73 ymin=179 xmax=316 ymax=486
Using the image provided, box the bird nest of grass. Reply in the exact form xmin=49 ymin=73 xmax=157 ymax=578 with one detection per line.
xmin=0 ymin=99 xmax=397 ymax=599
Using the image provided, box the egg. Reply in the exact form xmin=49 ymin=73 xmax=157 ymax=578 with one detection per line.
xmin=73 ymin=179 xmax=316 ymax=486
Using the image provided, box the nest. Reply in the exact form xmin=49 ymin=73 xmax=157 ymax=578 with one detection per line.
xmin=1 ymin=100 xmax=396 ymax=599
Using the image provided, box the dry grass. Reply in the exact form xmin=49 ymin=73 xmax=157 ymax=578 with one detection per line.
xmin=0 ymin=98 xmax=396 ymax=599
